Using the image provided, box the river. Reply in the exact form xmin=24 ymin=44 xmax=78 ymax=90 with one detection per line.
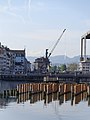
xmin=0 ymin=81 xmax=90 ymax=120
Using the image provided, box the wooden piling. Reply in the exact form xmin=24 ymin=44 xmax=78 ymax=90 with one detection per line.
xmin=87 ymin=85 xmax=90 ymax=96
xmin=64 ymin=84 xmax=71 ymax=94
xmin=59 ymin=83 xmax=64 ymax=95
xmin=74 ymin=84 xmax=81 ymax=95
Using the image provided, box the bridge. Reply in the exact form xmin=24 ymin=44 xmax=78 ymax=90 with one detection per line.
xmin=0 ymin=72 xmax=90 ymax=83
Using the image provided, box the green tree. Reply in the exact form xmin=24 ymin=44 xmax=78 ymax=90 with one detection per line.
xmin=49 ymin=65 xmax=57 ymax=72
xmin=61 ymin=64 xmax=66 ymax=72
xmin=53 ymin=66 xmax=57 ymax=72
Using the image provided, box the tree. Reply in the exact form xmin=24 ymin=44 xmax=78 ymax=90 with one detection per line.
xmin=61 ymin=64 xmax=67 ymax=72
xmin=67 ymin=63 xmax=78 ymax=71
xmin=49 ymin=65 xmax=57 ymax=73
xmin=53 ymin=66 xmax=57 ymax=72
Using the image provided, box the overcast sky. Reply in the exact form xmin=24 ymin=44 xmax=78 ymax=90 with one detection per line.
xmin=0 ymin=0 xmax=90 ymax=57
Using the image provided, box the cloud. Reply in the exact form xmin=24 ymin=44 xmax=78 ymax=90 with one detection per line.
xmin=28 ymin=0 xmax=32 ymax=10
xmin=7 ymin=0 xmax=26 ymax=23
xmin=0 ymin=0 xmax=32 ymax=23
xmin=28 ymin=0 xmax=32 ymax=18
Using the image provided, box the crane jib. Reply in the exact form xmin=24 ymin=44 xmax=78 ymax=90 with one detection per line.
xmin=48 ymin=29 xmax=66 ymax=58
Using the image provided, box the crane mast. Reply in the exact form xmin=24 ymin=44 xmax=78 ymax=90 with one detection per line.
xmin=47 ymin=29 xmax=66 ymax=58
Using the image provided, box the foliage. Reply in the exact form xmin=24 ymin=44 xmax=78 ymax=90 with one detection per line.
xmin=67 ymin=63 xmax=78 ymax=71
xmin=60 ymin=64 xmax=67 ymax=71
xmin=49 ymin=65 xmax=57 ymax=72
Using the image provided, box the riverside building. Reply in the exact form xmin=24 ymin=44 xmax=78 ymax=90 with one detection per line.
xmin=0 ymin=43 xmax=31 ymax=75
xmin=34 ymin=57 xmax=50 ymax=73
xmin=0 ymin=44 xmax=10 ymax=75
xmin=79 ymin=31 xmax=90 ymax=73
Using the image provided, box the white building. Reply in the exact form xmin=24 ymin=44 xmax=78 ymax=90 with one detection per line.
xmin=0 ymin=43 xmax=31 ymax=75
xmin=0 ymin=44 xmax=11 ymax=75
xmin=9 ymin=49 xmax=26 ymax=75
xmin=79 ymin=60 xmax=90 ymax=73
xmin=8 ymin=49 xmax=31 ymax=75
xmin=79 ymin=31 xmax=90 ymax=73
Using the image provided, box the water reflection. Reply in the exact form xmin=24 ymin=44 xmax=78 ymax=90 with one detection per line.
xmin=0 ymin=80 xmax=90 ymax=109
xmin=18 ymin=92 xmax=90 ymax=106
xmin=0 ymin=91 xmax=90 ymax=108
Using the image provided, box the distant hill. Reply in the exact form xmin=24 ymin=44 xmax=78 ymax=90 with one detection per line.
xmin=50 ymin=55 xmax=80 ymax=65
xmin=27 ymin=55 xmax=80 ymax=64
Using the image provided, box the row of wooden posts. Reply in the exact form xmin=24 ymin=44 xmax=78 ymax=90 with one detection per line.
xmin=17 ymin=91 xmax=89 ymax=105
xmin=2 ymin=83 xmax=90 ymax=97
xmin=17 ymin=83 xmax=88 ymax=96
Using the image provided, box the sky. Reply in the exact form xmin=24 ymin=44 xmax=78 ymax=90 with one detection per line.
xmin=0 ymin=0 xmax=90 ymax=58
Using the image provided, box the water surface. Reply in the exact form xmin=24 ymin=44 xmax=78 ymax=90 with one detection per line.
xmin=0 ymin=81 xmax=90 ymax=120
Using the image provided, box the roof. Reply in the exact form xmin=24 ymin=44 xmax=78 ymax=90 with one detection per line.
xmin=81 ymin=31 xmax=90 ymax=39
xmin=34 ymin=57 xmax=50 ymax=64
xmin=9 ymin=49 xmax=25 ymax=53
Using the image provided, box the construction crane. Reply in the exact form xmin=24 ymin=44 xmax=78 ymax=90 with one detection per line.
xmin=46 ymin=29 xmax=66 ymax=59
xmin=34 ymin=29 xmax=66 ymax=73
xmin=44 ymin=29 xmax=66 ymax=73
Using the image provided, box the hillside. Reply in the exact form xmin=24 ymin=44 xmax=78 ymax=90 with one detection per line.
xmin=27 ymin=55 xmax=80 ymax=64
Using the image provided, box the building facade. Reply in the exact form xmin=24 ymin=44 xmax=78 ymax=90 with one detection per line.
xmin=34 ymin=57 xmax=50 ymax=73
xmin=79 ymin=31 xmax=90 ymax=73
xmin=9 ymin=49 xmax=26 ymax=75
xmin=79 ymin=60 xmax=90 ymax=73
xmin=0 ymin=43 xmax=31 ymax=75
xmin=0 ymin=44 xmax=10 ymax=75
